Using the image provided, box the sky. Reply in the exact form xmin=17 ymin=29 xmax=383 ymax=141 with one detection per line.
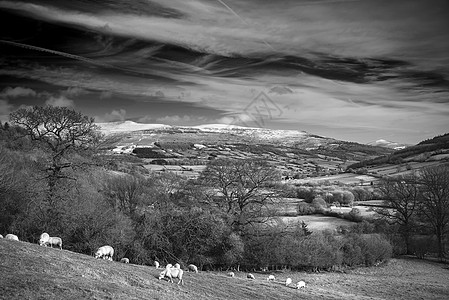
xmin=0 ymin=0 xmax=448 ymax=144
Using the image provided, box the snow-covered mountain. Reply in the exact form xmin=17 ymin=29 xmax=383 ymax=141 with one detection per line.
xmin=96 ymin=121 xmax=318 ymax=146
xmin=96 ymin=121 xmax=392 ymax=161
xmin=367 ymin=139 xmax=410 ymax=150
xmin=96 ymin=121 xmax=171 ymax=133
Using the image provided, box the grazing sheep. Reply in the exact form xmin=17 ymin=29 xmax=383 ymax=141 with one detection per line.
xmin=154 ymin=261 xmax=160 ymax=269
xmin=187 ymin=264 xmax=198 ymax=273
xmin=120 ymin=258 xmax=130 ymax=263
xmin=44 ymin=236 xmax=62 ymax=249
xmin=5 ymin=234 xmax=19 ymax=241
xmin=296 ymin=280 xmax=306 ymax=289
xmin=285 ymin=278 xmax=292 ymax=286
xmin=159 ymin=265 xmax=184 ymax=285
xmin=39 ymin=232 xmax=50 ymax=246
xmin=94 ymin=245 xmax=114 ymax=261
xmin=267 ymin=274 xmax=275 ymax=281
xmin=228 ymin=272 xmax=235 ymax=277
xmin=247 ymin=273 xmax=255 ymax=279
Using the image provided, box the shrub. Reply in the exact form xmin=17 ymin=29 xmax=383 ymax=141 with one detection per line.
xmin=297 ymin=202 xmax=315 ymax=215
xmin=347 ymin=208 xmax=362 ymax=222
xmin=341 ymin=233 xmax=392 ymax=267
xmin=340 ymin=191 xmax=355 ymax=206
xmin=295 ymin=188 xmax=316 ymax=203
xmin=311 ymin=197 xmax=327 ymax=213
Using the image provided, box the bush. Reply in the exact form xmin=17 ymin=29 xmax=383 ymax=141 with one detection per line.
xmin=340 ymin=191 xmax=355 ymax=206
xmin=347 ymin=208 xmax=362 ymax=222
xmin=341 ymin=234 xmax=392 ymax=267
xmin=295 ymin=188 xmax=315 ymax=203
xmin=297 ymin=202 xmax=315 ymax=215
xmin=311 ymin=197 xmax=327 ymax=213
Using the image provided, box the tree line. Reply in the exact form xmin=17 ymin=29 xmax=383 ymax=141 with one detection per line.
xmin=376 ymin=169 xmax=449 ymax=259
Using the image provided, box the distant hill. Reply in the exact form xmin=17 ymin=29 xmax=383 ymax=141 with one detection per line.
xmin=367 ymin=139 xmax=410 ymax=150
xmin=95 ymin=121 xmax=392 ymax=179
xmin=97 ymin=121 xmax=391 ymax=158
xmin=347 ymin=133 xmax=449 ymax=171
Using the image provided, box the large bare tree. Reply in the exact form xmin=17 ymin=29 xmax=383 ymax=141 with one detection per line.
xmin=376 ymin=175 xmax=420 ymax=254
xmin=10 ymin=106 xmax=102 ymax=202
xmin=200 ymin=158 xmax=281 ymax=233
xmin=418 ymin=165 xmax=449 ymax=260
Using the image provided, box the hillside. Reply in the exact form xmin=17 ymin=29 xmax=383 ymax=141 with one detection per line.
xmin=347 ymin=133 xmax=449 ymax=174
xmin=2 ymin=239 xmax=449 ymax=300
xmin=96 ymin=121 xmax=392 ymax=179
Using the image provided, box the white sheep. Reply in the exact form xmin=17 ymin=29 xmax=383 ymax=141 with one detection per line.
xmin=0 ymin=234 xmax=3 ymax=238
xmin=5 ymin=234 xmax=19 ymax=241
xmin=44 ymin=236 xmax=62 ymax=249
xmin=39 ymin=232 xmax=50 ymax=246
xmin=285 ymin=278 xmax=292 ymax=286
xmin=296 ymin=280 xmax=306 ymax=289
xmin=187 ymin=264 xmax=198 ymax=273
xmin=228 ymin=272 xmax=235 ymax=277
xmin=247 ymin=273 xmax=255 ymax=279
xmin=159 ymin=265 xmax=184 ymax=285
xmin=154 ymin=261 xmax=160 ymax=269
xmin=174 ymin=263 xmax=181 ymax=269
xmin=267 ymin=274 xmax=275 ymax=281
xmin=94 ymin=245 xmax=114 ymax=261
xmin=120 ymin=258 xmax=130 ymax=263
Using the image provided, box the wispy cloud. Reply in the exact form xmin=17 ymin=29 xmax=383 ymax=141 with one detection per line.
xmin=45 ymin=96 xmax=75 ymax=108
xmin=1 ymin=0 xmax=448 ymax=143
xmin=0 ymin=86 xmax=37 ymax=98
xmin=0 ymin=99 xmax=13 ymax=120
xmin=96 ymin=109 xmax=127 ymax=123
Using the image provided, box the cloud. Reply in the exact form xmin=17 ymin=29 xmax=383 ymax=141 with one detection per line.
xmin=0 ymin=99 xmax=13 ymax=121
xmin=136 ymin=115 xmax=153 ymax=123
xmin=96 ymin=109 xmax=127 ymax=122
xmin=61 ymin=86 xmax=88 ymax=98
xmin=156 ymin=115 xmax=192 ymax=124
xmin=100 ymin=90 xmax=113 ymax=99
xmin=45 ymin=96 xmax=75 ymax=107
xmin=0 ymin=86 xmax=37 ymax=98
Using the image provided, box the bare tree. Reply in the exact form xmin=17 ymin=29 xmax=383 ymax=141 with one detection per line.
xmin=200 ymin=158 xmax=281 ymax=233
xmin=9 ymin=106 xmax=102 ymax=202
xmin=103 ymin=174 xmax=148 ymax=216
xmin=376 ymin=175 xmax=420 ymax=254
xmin=417 ymin=165 xmax=449 ymax=260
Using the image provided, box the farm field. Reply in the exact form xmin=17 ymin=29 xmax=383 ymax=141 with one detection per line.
xmin=143 ymin=164 xmax=207 ymax=178
xmin=2 ymin=239 xmax=449 ymax=300
xmin=286 ymin=173 xmax=379 ymax=185
xmin=275 ymin=198 xmax=377 ymax=218
xmin=278 ymin=215 xmax=354 ymax=231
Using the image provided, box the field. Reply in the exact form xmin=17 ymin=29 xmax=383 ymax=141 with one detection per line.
xmin=273 ymin=198 xmax=378 ymax=232
xmin=286 ymin=173 xmax=379 ymax=186
xmin=277 ymin=215 xmax=354 ymax=231
xmin=1 ymin=239 xmax=449 ymax=300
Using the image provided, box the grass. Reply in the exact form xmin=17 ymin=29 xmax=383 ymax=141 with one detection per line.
xmin=278 ymin=215 xmax=353 ymax=231
xmin=2 ymin=240 xmax=449 ymax=300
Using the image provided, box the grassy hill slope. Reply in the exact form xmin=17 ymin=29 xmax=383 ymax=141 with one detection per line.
xmin=1 ymin=240 xmax=449 ymax=300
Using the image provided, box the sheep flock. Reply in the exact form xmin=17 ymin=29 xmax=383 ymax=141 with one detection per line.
xmin=1 ymin=232 xmax=309 ymax=290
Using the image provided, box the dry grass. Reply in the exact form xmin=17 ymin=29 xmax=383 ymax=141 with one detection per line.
xmin=279 ymin=215 xmax=353 ymax=231
xmin=1 ymin=239 xmax=449 ymax=300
